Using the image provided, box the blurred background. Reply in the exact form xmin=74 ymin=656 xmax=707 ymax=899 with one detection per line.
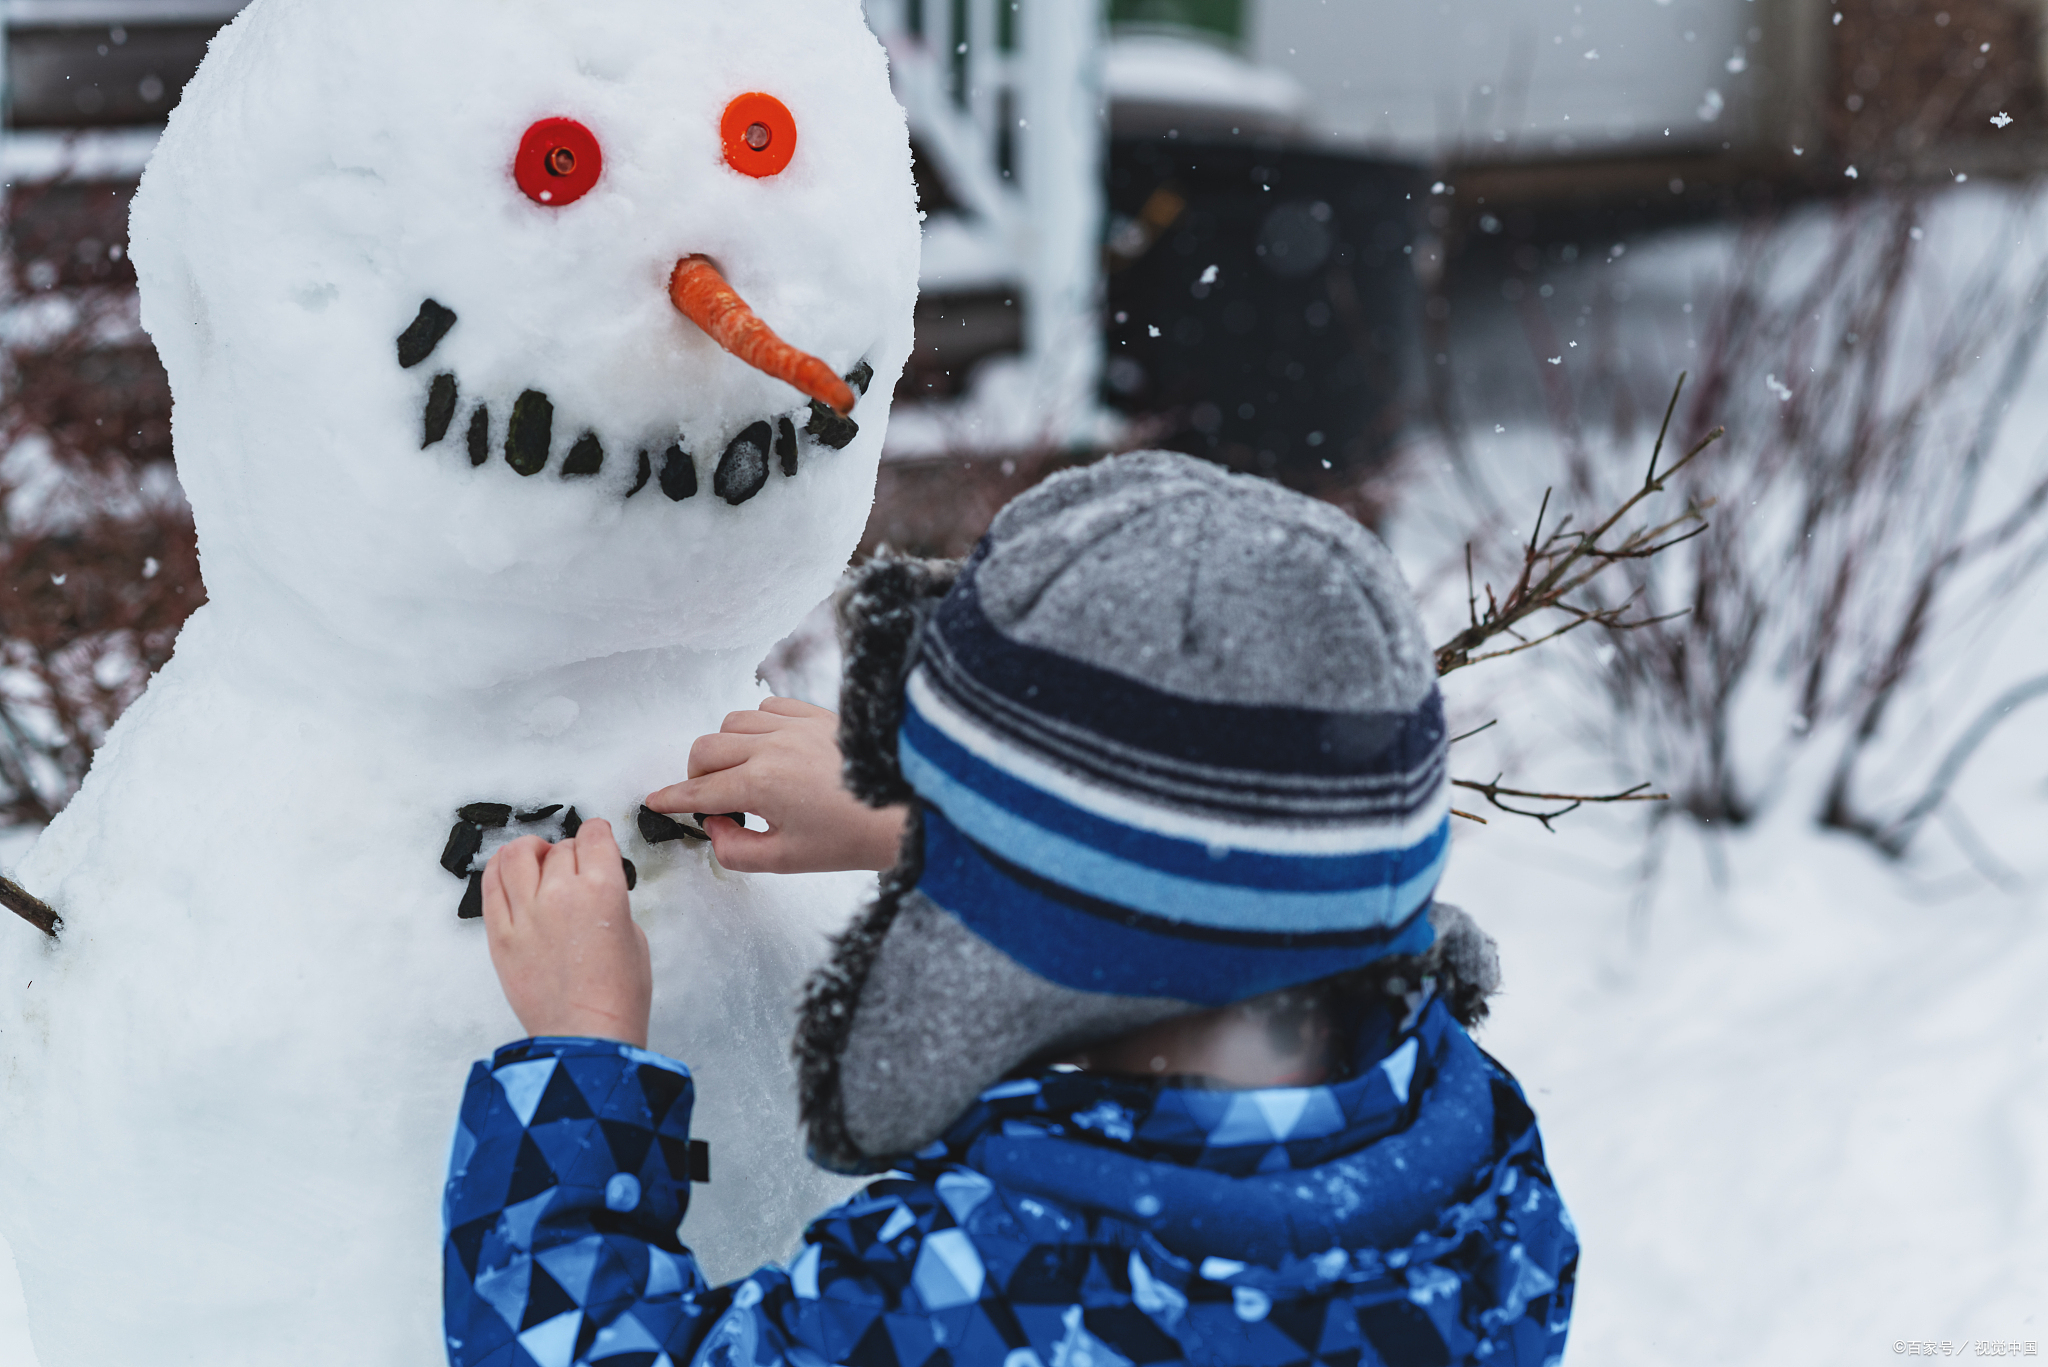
xmin=3 ymin=1 xmax=2046 ymax=1361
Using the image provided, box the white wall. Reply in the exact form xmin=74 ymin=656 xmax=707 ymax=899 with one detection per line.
xmin=1246 ymin=0 xmax=1799 ymax=160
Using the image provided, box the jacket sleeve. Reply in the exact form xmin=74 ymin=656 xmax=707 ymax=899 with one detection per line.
xmin=443 ymin=1036 xmax=736 ymax=1367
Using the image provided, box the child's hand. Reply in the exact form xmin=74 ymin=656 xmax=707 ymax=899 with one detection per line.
xmin=647 ymin=698 xmax=908 ymax=875
xmin=481 ymin=818 xmax=652 ymax=1048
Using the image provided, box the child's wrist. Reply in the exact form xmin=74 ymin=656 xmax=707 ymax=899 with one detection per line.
xmin=517 ymin=1005 xmax=648 ymax=1049
xmin=861 ymin=804 xmax=911 ymax=871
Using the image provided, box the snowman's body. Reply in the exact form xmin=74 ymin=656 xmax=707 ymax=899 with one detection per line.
xmin=0 ymin=1 xmax=920 ymax=1361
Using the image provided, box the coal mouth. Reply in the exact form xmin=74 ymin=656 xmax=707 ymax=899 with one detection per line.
xmin=397 ymin=297 xmax=874 ymax=507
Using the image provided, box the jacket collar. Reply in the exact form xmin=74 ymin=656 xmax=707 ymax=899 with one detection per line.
xmin=911 ymin=997 xmax=1514 ymax=1267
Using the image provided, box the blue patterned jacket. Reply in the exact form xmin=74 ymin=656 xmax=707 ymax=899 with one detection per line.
xmin=443 ymin=997 xmax=1577 ymax=1367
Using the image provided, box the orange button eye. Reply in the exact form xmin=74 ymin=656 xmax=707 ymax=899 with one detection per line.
xmin=722 ymin=94 xmax=797 ymax=178
xmin=516 ymin=118 xmax=602 ymax=207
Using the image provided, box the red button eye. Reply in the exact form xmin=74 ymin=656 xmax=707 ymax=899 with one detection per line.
xmin=722 ymin=94 xmax=796 ymax=178
xmin=515 ymin=118 xmax=603 ymax=207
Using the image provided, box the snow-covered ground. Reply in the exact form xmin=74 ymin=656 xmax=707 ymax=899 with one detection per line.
xmin=1426 ymin=712 xmax=2048 ymax=1362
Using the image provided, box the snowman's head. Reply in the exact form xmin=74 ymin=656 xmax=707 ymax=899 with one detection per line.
xmin=129 ymin=0 xmax=921 ymax=686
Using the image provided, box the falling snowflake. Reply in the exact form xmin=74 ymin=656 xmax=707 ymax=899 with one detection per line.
xmin=1991 ymin=111 xmax=2015 ymax=129
xmin=1726 ymin=47 xmax=1747 ymax=73
xmin=1147 ymin=324 xmax=1161 ymax=338
xmin=1845 ymin=165 xmax=1859 ymax=179
xmin=1697 ymin=88 xmax=1725 ymax=122
xmin=1584 ymin=48 xmax=1599 ymax=59
xmin=1547 ymin=356 xmax=1563 ymax=365
xmin=1198 ymin=265 xmax=1219 ymax=284
xmin=1765 ymin=374 xmax=1793 ymax=402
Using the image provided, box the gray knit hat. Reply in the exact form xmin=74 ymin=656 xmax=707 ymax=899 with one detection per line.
xmin=796 ymin=452 xmax=1472 ymax=1172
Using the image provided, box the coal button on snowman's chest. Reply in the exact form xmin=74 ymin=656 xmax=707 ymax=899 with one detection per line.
xmin=441 ymin=801 xmax=609 ymax=919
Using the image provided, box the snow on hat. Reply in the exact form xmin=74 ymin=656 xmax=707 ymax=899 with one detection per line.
xmin=796 ymin=451 xmax=1451 ymax=1172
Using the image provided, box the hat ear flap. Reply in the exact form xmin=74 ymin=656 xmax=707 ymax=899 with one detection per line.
xmin=836 ymin=554 xmax=963 ymax=807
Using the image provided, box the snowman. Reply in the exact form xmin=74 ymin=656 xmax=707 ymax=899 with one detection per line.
xmin=0 ymin=1 xmax=919 ymax=1362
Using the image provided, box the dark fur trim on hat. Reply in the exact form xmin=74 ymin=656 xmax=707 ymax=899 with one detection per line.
xmin=793 ymin=806 xmax=928 ymax=1174
xmin=1331 ymin=901 xmax=1503 ymax=1028
xmin=835 ymin=555 xmax=963 ymax=808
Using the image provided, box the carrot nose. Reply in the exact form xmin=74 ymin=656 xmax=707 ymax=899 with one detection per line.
xmin=668 ymin=256 xmax=857 ymax=417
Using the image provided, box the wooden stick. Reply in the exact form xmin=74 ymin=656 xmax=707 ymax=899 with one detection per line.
xmin=2 ymin=875 xmax=60 ymax=938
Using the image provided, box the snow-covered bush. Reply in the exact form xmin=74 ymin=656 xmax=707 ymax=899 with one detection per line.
xmin=0 ymin=176 xmax=202 ymax=825
xmin=1432 ymin=186 xmax=2048 ymax=871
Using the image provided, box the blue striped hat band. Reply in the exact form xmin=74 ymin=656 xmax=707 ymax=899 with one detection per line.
xmin=899 ymin=575 xmax=1451 ymax=1007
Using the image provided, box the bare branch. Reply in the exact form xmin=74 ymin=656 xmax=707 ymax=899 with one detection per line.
xmin=2 ymin=875 xmax=60 ymax=939
xmin=1434 ymin=372 xmax=1723 ymax=678
xmin=1646 ymin=371 xmax=1685 ymax=484
xmin=1449 ymin=719 xmax=1499 ymax=745
xmin=1450 ymin=776 xmax=1668 ymax=833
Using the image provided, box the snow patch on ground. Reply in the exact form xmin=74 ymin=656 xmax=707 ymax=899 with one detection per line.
xmin=0 ymin=1235 xmax=37 ymax=1367
xmin=1442 ymin=799 xmax=2047 ymax=1362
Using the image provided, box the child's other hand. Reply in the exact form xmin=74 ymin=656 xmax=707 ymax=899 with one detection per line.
xmin=647 ymin=698 xmax=908 ymax=875
xmin=482 ymin=819 xmax=652 ymax=1048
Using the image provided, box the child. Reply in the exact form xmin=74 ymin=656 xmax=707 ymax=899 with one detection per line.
xmin=443 ymin=452 xmax=1578 ymax=1367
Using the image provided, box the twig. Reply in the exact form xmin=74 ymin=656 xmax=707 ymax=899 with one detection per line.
xmin=1434 ymin=372 xmax=1724 ymax=677
xmin=1450 ymin=776 xmax=1667 ymax=833
xmin=1449 ymin=719 xmax=1498 ymax=745
xmin=1451 ymin=808 xmax=1489 ymax=824
xmin=1646 ymin=372 xmax=1685 ymax=484
xmin=1452 ymin=606 xmax=1689 ymax=670
xmin=2 ymin=875 xmax=60 ymax=938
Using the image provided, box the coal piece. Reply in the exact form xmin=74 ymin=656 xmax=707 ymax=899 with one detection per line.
xmin=441 ymin=821 xmax=484 ymax=878
xmin=562 ymin=433 xmax=604 ymax=477
xmin=626 ymin=450 xmax=652 ymax=498
xmin=397 ymin=299 xmax=458 ymax=369
xmin=845 ymin=359 xmax=875 ymax=397
xmin=458 ymin=872 xmax=484 ymax=920
xmin=516 ymin=804 xmax=564 ymax=822
xmin=467 ymin=406 xmax=491 ymax=467
xmin=424 ymin=373 xmax=458 ymax=448
xmin=561 ymin=807 xmax=583 ymax=838
xmin=689 ymin=1138 xmax=711 ymax=1182
xmin=638 ymin=805 xmax=694 ymax=844
xmin=458 ymin=802 xmax=513 ymax=828
xmin=805 ymin=400 xmax=858 ymax=450
xmin=622 ymin=858 xmax=638 ymax=891
xmin=505 ymin=389 xmax=553 ymax=476
xmin=715 ymin=421 xmax=773 ymax=505
xmin=776 ymin=416 xmax=800 ymax=477
xmin=658 ymin=444 xmax=697 ymax=501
